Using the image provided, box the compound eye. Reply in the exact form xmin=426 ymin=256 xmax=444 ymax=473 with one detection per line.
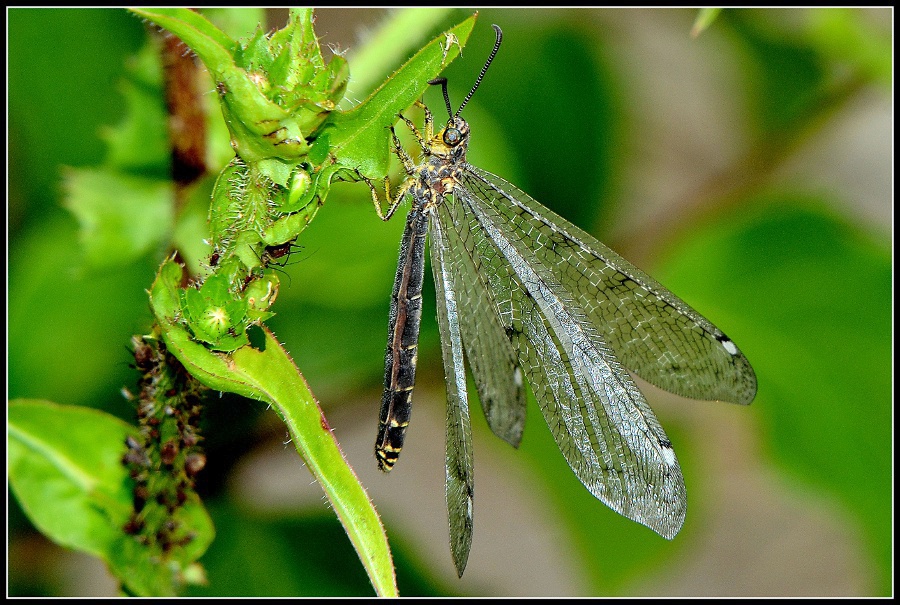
xmin=443 ymin=127 xmax=462 ymax=146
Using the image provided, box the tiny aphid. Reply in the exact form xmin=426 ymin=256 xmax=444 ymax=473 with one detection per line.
xmin=262 ymin=241 xmax=301 ymax=267
xmin=370 ymin=24 xmax=756 ymax=577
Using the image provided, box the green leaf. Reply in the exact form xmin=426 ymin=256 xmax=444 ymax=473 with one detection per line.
xmin=8 ymin=399 xmax=137 ymax=557
xmin=134 ymin=7 xmax=236 ymax=55
xmin=202 ymin=8 xmax=266 ymax=42
xmin=181 ymin=282 xmax=249 ymax=349
xmin=62 ymin=168 xmax=173 ymax=268
xmin=805 ymin=8 xmax=892 ymax=89
xmin=322 ymin=13 xmax=478 ymax=180
xmin=691 ymin=8 xmax=722 ymax=38
xmin=131 ymin=8 xmax=302 ymax=163
xmin=99 ymin=41 xmax=169 ymax=175
xmin=149 ymin=259 xmax=397 ymax=597
xmin=131 ymin=8 xmax=347 ymax=171
xmin=109 ymin=496 xmax=214 ymax=596
xmin=60 ymin=32 xmax=173 ymax=271
xmin=345 ymin=8 xmax=459 ymax=100
xmin=8 ymin=399 xmax=215 ymax=596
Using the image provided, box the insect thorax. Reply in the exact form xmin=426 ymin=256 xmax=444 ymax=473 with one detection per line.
xmin=412 ymin=143 xmax=466 ymax=208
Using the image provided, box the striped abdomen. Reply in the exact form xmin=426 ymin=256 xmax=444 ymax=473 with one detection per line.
xmin=376 ymin=201 xmax=429 ymax=471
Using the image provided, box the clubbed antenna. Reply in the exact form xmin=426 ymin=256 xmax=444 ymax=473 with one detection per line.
xmin=455 ymin=24 xmax=502 ymax=117
xmin=427 ymin=24 xmax=503 ymax=119
xmin=428 ymin=77 xmax=453 ymax=118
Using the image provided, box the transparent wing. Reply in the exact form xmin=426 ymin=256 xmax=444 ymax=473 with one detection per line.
xmin=435 ymin=202 xmax=527 ymax=448
xmin=428 ymin=211 xmax=474 ymax=577
xmin=462 ymin=166 xmax=757 ymax=405
xmin=447 ymin=186 xmax=687 ymax=539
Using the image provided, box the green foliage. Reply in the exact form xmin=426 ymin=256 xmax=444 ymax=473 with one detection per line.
xmin=806 ymin=8 xmax=892 ymax=88
xmin=132 ymin=8 xmax=339 ymax=174
xmin=660 ymin=199 xmax=892 ymax=593
xmin=133 ymin=8 xmax=477 ymax=362
xmin=62 ymin=39 xmax=172 ymax=269
xmin=8 ymin=7 xmax=891 ymax=598
xmin=319 ymin=15 xmax=475 ymax=179
xmin=10 ymin=7 xmax=484 ymax=597
xmin=9 ymin=400 xmax=214 ymax=595
xmin=9 ymin=400 xmax=139 ymax=560
xmin=181 ymin=271 xmax=252 ymax=349
xmin=150 ymin=258 xmax=397 ymax=595
xmin=63 ymin=169 xmax=173 ymax=268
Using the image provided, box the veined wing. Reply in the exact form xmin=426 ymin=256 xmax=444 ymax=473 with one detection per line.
xmin=429 ymin=201 xmax=529 ymax=577
xmin=428 ymin=210 xmax=475 ymax=577
xmin=446 ymin=185 xmax=687 ymax=539
xmin=435 ymin=202 xmax=527 ymax=448
xmin=462 ymin=166 xmax=757 ymax=406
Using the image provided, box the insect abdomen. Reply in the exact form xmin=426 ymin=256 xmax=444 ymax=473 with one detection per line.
xmin=376 ymin=203 xmax=429 ymax=471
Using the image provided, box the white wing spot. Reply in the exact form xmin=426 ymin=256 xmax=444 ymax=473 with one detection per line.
xmin=513 ymin=367 xmax=523 ymax=387
xmin=722 ymin=339 xmax=739 ymax=355
xmin=661 ymin=444 xmax=677 ymax=467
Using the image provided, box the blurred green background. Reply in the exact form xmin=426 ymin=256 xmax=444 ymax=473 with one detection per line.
xmin=7 ymin=8 xmax=892 ymax=597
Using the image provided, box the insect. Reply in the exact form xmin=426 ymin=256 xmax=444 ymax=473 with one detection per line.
xmin=370 ymin=24 xmax=757 ymax=577
xmin=261 ymin=240 xmax=303 ymax=267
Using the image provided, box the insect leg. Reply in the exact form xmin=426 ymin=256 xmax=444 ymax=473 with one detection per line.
xmin=395 ymin=110 xmax=430 ymax=156
xmin=355 ymin=168 xmax=411 ymax=222
xmin=417 ymin=99 xmax=435 ymax=142
xmin=390 ymin=124 xmax=417 ymax=173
